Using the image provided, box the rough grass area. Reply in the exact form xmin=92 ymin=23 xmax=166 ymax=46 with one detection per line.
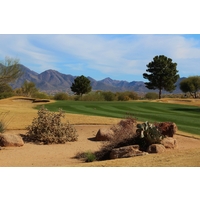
xmin=40 ymin=99 xmax=200 ymax=136
xmin=0 ymin=97 xmax=121 ymax=129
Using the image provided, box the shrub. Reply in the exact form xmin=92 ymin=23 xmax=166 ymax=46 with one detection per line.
xmin=54 ymin=92 xmax=69 ymax=100
xmin=32 ymin=92 xmax=50 ymax=99
xmin=102 ymin=91 xmax=116 ymax=101
xmin=0 ymin=92 xmax=14 ymax=99
xmin=95 ymin=116 xmax=138 ymax=160
xmin=25 ymin=106 xmax=78 ymax=144
xmin=144 ymin=92 xmax=159 ymax=100
xmin=127 ymin=91 xmax=139 ymax=100
xmin=74 ymin=150 xmax=96 ymax=162
xmin=85 ymin=151 xmax=96 ymax=162
xmin=117 ymin=93 xmax=130 ymax=101
xmin=0 ymin=83 xmax=15 ymax=99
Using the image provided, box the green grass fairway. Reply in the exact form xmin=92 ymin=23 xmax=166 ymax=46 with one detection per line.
xmin=38 ymin=101 xmax=200 ymax=135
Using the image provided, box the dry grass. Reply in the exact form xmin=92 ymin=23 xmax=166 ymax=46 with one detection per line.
xmin=153 ymin=97 xmax=200 ymax=106
xmin=0 ymin=96 xmax=121 ymax=129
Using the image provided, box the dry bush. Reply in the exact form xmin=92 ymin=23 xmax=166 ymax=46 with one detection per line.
xmin=25 ymin=106 xmax=78 ymax=144
xmin=95 ymin=116 xmax=139 ymax=160
xmin=154 ymin=122 xmax=177 ymax=137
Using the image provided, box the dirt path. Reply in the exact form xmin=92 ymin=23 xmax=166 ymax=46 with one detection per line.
xmin=1 ymin=125 xmax=200 ymax=167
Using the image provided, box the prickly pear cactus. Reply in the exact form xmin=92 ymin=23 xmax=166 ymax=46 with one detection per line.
xmin=136 ymin=121 xmax=165 ymax=150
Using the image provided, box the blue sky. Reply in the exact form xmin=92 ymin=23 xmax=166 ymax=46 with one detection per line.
xmin=1 ymin=1 xmax=200 ymax=82
xmin=1 ymin=34 xmax=200 ymax=82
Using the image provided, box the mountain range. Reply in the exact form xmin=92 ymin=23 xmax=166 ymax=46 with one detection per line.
xmin=9 ymin=65 xmax=185 ymax=95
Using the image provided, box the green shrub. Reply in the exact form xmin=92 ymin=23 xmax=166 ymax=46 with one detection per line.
xmin=117 ymin=93 xmax=130 ymax=101
xmin=102 ymin=91 xmax=116 ymax=101
xmin=25 ymin=106 xmax=78 ymax=144
xmin=127 ymin=91 xmax=139 ymax=100
xmin=54 ymin=92 xmax=69 ymax=100
xmin=144 ymin=92 xmax=159 ymax=100
xmin=85 ymin=151 xmax=96 ymax=162
xmin=32 ymin=92 xmax=50 ymax=99
xmin=0 ymin=92 xmax=14 ymax=99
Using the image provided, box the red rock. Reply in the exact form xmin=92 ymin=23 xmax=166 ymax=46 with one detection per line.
xmin=148 ymin=144 xmax=166 ymax=153
xmin=0 ymin=134 xmax=24 ymax=147
xmin=95 ymin=128 xmax=114 ymax=141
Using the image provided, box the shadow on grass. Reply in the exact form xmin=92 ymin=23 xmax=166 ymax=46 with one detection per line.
xmin=171 ymin=107 xmax=200 ymax=112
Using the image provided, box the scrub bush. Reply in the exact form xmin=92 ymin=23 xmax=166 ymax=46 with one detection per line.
xmin=25 ymin=106 xmax=78 ymax=144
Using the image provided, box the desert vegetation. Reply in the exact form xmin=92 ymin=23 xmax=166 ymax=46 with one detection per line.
xmin=75 ymin=116 xmax=177 ymax=162
xmin=24 ymin=106 xmax=78 ymax=144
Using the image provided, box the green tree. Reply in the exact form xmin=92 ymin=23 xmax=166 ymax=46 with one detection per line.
xmin=0 ymin=83 xmax=13 ymax=93
xmin=21 ymin=80 xmax=38 ymax=97
xmin=71 ymin=75 xmax=92 ymax=97
xmin=143 ymin=55 xmax=179 ymax=99
xmin=0 ymin=83 xmax=14 ymax=99
xmin=180 ymin=76 xmax=200 ymax=98
xmin=0 ymin=56 xmax=23 ymax=85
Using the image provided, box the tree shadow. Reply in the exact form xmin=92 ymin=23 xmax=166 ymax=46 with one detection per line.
xmin=171 ymin=107 xmax=200 ymax=112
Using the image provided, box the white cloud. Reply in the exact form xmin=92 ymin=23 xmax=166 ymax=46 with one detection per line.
xmin=1 ymin=34 xmax=200 ymax=80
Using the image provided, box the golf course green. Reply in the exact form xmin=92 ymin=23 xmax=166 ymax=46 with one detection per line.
xmin=38 ymin=100 xmax=200 ymax=135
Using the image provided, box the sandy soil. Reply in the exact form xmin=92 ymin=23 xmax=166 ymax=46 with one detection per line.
xmin=1 ymin=97 xmax=200 ymax=167
xmin=1 ymin=125 xmax=200 ymax=167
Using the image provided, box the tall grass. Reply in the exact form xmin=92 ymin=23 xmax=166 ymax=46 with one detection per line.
xmin=0 ymin=111 xmax=14 ymax=133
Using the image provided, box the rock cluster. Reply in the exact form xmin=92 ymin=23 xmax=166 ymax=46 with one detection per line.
xmin=95 ymin=121 xmax=178 ymax=160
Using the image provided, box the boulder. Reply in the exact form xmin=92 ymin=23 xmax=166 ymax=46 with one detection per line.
xmin=154 ymin=122 xmax=177 ymax=137
xmin=0 ymin=134 xmax=24 ymax=147
xmin=161 ymin=137 xmax=177 ymax=149
xmin=110 ymin=145 xmax=147 ymax=159
xmin=95 ymin=128 xmax=114 ymax=141
xmin=148 ymin=144 xmax=166 ymax=153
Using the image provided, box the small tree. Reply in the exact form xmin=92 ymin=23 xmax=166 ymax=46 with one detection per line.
xmin=0 ymin=83 xmax=14 ymax=99
xmin=0 ymin=56 xmax=23 ymax=85
xmin=71 ymin=75 xmax=92 ymax=97
xmin=21 ymin=80 xmax=38 ymax=97
xmin=143 ymin=55 xmax=179 ymax=99
xmin=0 ymin=83 xmax=13 ymax=93
xmin=180 ymin=76 xmax=200 ymax=98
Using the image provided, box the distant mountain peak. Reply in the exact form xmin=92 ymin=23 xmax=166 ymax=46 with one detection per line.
xmin=10 ymin=65 xmax=185 ymax=95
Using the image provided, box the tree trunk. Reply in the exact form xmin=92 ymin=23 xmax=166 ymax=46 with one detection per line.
xmin=158 ymin=89 xmax=162 ymax=99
